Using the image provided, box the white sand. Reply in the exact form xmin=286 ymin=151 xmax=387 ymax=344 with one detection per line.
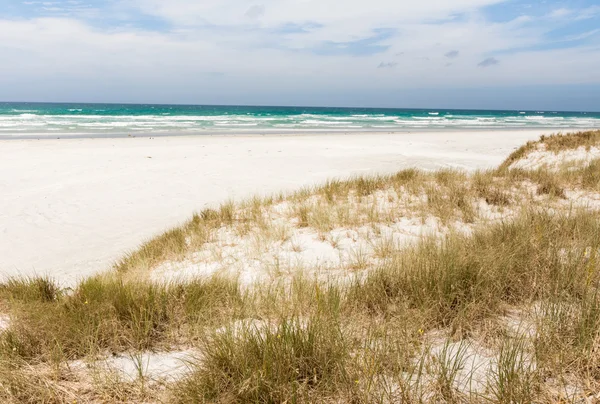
xmin=510 ymin=144 xmax=600 ymax=171
xmin=0 ymin=130 xmax=555 ymax=285
xmin=151 ymin=195 xmax=459 ymax=288
xmin=0 ymin=314 xmax=10 ymax=332
xmin=99 ymin=349 xmax=198 ymax=382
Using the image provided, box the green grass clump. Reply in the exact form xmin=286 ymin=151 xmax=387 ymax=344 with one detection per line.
xmin=175 ymin=316 xmax=350 ymax=403
xmin=0 ymin=276 xmax=241 ymax=362
xmin=489 ymin=336 xmax=538 ymax=403
xmin=0 ymin=277 xmax=61 ymax=303
xmin=433 ymin=340 xmax=470 ymax=402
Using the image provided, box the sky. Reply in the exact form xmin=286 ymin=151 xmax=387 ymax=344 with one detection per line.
xmin=0 ymin=0 xmax=599 ymax=110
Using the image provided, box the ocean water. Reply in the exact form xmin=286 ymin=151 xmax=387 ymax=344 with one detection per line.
xmin=1 ymin=102 xmax=599 ymax=138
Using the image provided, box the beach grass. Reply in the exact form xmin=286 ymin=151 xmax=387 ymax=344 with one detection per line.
xmin=499 ymin=130 xmax=600 ymax=170
xmin=0 ymin=131 xmax=600 ymax=402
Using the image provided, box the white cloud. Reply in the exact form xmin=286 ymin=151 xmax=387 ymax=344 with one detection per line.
xmin=575 ymin=5 xmax=600 ymax=20
xmin=548 ymin=8 xmax=572 ymax=18
xmin=128 ymin=0 xmax=506 ymax=41
xmin=564 ymin=29 xmax=600 ymax=42
xmin=0 ymin=0 xmax=599 ymax=104
xmin=546 ymin=5 xmax=600 ymax=21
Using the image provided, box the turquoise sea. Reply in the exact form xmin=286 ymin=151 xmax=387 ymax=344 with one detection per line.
xmin=1 ymin=102 xmax=599 ymax=138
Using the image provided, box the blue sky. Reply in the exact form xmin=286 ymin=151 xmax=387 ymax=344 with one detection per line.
xmin=0 ymin=0 xmax=599 ymax=110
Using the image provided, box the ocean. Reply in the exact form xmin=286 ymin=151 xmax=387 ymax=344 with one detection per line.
xmin=1 ymin=102 xmax=599 ymax=138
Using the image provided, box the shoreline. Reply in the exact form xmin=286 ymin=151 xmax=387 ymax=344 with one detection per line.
xmin=2 ymin=127 xmax=600 ymax=141
xmin=0 ymin=129 xmax=572 ymax=285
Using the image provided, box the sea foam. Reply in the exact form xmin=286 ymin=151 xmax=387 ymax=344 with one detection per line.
xmin=0 ymin=104 xmax=599 ymax=137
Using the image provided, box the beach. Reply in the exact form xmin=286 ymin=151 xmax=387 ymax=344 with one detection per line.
xmin=1 ymin=129 xmax=556 ymax=284
xmin=3 ymin=129 xmax=600 ymax=401
xmin=3 ymin=0 xmax=600 ymax=398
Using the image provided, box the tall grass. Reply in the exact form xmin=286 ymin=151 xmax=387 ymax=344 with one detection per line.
xmin=1 ymin=131 xmax=600 ymax=402
xmin=0 ymin=276 xmax=242 ymax=362
xmin=489 ymin=336 xmax=538 ymax=403
xmin=1 ymin=211 xmax=599 ymax=402
xmin=433 ymin=340 xmax=470 ymax=402
xmin=535 ymin=291 xmax=600 ymax=379
xmin=168 ymin=209 xmax=600 ymax=402
xmin=174 ymin=316 xmax=350 ymax=403
xmin=0 ymin=277 xmax=61 ymax=303
xmin=347 ymin=210 xmax=600 ymax=332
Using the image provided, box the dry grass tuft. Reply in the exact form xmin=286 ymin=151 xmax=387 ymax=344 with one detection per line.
xmin=174 ymin=315 xmax=350 ymax=403
xmin=540 ymin=130 xmax=600 ymax=153
xmin=582 ymin=159 xmax=600 ymax=190
xmin=500 ymin=130 xmax=600 ymax=170
xmin=115 ymin=228 xmax=191 ymax=273
xmin=535 ymin=173 xmax=567 ymax=198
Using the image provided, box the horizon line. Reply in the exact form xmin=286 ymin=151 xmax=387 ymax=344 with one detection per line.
xmin=2 ymin=101 xmax=599 ymax=114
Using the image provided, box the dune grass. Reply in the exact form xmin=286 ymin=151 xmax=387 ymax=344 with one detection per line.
xmin=167 ymin=209 xmax=600 ymax=403
xmin=499 ymin=130 xmax=600 ymax=170
xmin=0 ymin=275 xmax=242 ymax=363
xmin=1 ymin=131 xmax=600 ymax=402
xmin=176 ymin=315 xmax=351 ymax=403
xmin=112 ymin=135 xmax=600 ymax=280
xmin=3 ymin=208 xmax=592 ymax=402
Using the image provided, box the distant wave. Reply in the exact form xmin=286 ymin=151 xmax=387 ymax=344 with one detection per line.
xmin=0 ymin=104 xmax=599 ymax=137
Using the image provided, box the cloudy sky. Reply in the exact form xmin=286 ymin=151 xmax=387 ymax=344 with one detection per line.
xmin=1 ymin=0 xmax=599 ymax=110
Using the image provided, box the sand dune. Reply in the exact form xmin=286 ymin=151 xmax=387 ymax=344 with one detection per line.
xmin=0 ymin=130 xmax=553 ymax=284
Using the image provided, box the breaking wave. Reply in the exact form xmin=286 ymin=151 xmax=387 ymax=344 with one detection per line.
xmin=0 ymin=103 xmax=599 ymax=137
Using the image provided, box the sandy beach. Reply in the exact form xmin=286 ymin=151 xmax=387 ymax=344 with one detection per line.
xmin=0 ymin=130 xmax=558 ymax=284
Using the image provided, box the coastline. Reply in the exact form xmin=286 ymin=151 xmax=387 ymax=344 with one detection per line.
xmin=0 ymin=129 xmax=567 ymax=284
xmin=2 ymin=126 xmax=600 ymax=140
xmin=2 ymin=103 xmax=600 ymax=140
